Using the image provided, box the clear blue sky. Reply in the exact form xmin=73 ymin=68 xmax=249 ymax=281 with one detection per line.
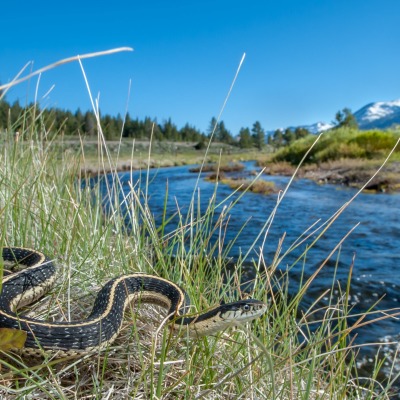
xmin=2 ymin=0 xmax=400 ymax=134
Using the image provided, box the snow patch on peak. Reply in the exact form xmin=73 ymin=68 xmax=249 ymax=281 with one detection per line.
xmin=355 ymin=100 xmax=400 ymax=122
xmin=288 ymin=121 xmax=334 ymax=134
xmin=310 ymin=121 xmax=334 ymax=133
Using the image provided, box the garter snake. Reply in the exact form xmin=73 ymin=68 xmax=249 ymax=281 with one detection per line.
xmin=0 ymin=247 xmax=267 ymax=356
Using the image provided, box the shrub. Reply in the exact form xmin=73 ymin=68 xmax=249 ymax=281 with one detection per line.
xmin=272 ymin=128 xmax=400 ymax=164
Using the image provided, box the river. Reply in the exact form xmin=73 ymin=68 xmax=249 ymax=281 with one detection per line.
xmin=93 ymin=161 xmax=400 ymax=384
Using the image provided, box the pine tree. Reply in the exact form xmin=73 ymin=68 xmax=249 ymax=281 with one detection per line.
xmin=283 ymin=128 xmax=295 ymax=145
xmin=334 ymin=108 xmax=358 ymax=129
xmin=207 ymin=117 xmax=218 ymax=138
xmin=251 ymin=121 xmax=265 ymax=150
xmin=161 ymin=118 xmax=179 ymax=141
xmin=217 ymin=121 xmax=233 ymax=143
xmin=238 ymin=127 xmax=253 ymax=148
xmin=83 ymin=111 xmax=96 ymax=136
xmin=180 ymin=123 xmax=203 ymax=142
xmin=272 ymin=129 xmax=284 ymax=147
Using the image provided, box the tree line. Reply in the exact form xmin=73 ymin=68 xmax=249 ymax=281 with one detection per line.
xmin=0 ymin=98 xmax=357 ymax=148
xmin=0 ymin=100 xmax=206 ymax=143
xmin=0 ymin=100 xmax=265 ymax=149
xmin=0 ymin=99 xmax=272 ymax=149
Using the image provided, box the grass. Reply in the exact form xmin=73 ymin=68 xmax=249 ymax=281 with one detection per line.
xmin=47 ymin=136 xmax=265 ymax=176
xmin=0 ymin=61 xmax=399 ymax=397
xmin=74 ymin=138 xmax=246 ymax=175
xmin=0 ymin=108 xmax=398 ymax=399
xmin=191 ymin=161 xmax=277 ymax=195
xmin=247 ymin=128 xmax=400 ymax=193
xmin=189 ymin=162 xmax=246 ymax=173
xmin=271 ymin=127 xmax=400 ymax=165
xmin=209 ymin=176 xmax=278 ymax=195
xmin=223 ymin=178 xmax=276 ymax=194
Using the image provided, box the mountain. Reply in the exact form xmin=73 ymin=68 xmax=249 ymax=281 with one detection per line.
xmin=353 ymin=99 xmax=400 ymax=130
xmin=292 ymin=121 xmax=334 ymax=134
xmin=266 ymin=121 xmax=334 ymax=137
xmin=268 ymin=99 xmax=400 ymax=136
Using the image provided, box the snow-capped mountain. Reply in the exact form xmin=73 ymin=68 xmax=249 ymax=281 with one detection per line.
xmin=266 ymin=121 xmax=333 ymax=137
xmin=268 ymin=99 xmax=400 ymax=136
xmin=295 ymin=121 xmax=334 ymax=134
xmin=353 ymin=99 xmax=400 ymax=130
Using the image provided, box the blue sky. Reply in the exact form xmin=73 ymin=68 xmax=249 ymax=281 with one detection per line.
xmin=2 ymin=0 xmax=400 ymax=134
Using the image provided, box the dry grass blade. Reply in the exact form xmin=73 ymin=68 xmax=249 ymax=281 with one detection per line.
xmin=0 ymin=47 xmax=134 ymax=92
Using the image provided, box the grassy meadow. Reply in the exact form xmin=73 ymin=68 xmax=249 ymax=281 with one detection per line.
xmin=0 ymin=104 xmax=398 ymax=399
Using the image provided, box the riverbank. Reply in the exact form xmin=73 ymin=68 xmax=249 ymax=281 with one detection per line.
xmin=264 ymin=126 xmax=400 ymax=192
xmin=259 ymin=159 xmax=400 ymax=192
xmin=63 ymin=136 xmax=400 ymax=192
xmin=67 ymin=137 xmax=400 ymax=194
xmin=72 ymin=138 xmax=265 ymax=176
xmin=82 ymin=151 xmax=400 ymax=194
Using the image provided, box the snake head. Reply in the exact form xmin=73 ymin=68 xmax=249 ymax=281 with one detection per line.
xmin=175 ymin=298 xmax=268 ymax=337
xmin=219 ymin=299 xmax=267 ymax=324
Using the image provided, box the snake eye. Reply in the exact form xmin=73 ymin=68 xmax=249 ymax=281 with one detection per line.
xmin=243 ymin=304 xmax=250 ymax=311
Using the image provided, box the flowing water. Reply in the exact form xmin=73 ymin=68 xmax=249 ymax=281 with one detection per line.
xmin=90 ymin=161 xmax=400 ymax=386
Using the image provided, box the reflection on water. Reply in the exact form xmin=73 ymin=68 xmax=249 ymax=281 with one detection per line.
xmin=88 ymin=161 xmax=400 ymax=381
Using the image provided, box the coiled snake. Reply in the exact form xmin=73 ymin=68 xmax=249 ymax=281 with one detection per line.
xmin=0 ymin=247 xmax=267 ymax=356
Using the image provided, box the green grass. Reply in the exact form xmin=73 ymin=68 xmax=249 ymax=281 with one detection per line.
xmin=42 ymin=136 xmax=266 ymax=176
xmin=272 ymin=127 xmax=400 ymax=165
xmin=0 ymin=105 xmax=398 ymax=398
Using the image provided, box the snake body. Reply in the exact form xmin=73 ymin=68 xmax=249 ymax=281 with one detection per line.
xmin=0 ymin=247 xmax=267 ymax=355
